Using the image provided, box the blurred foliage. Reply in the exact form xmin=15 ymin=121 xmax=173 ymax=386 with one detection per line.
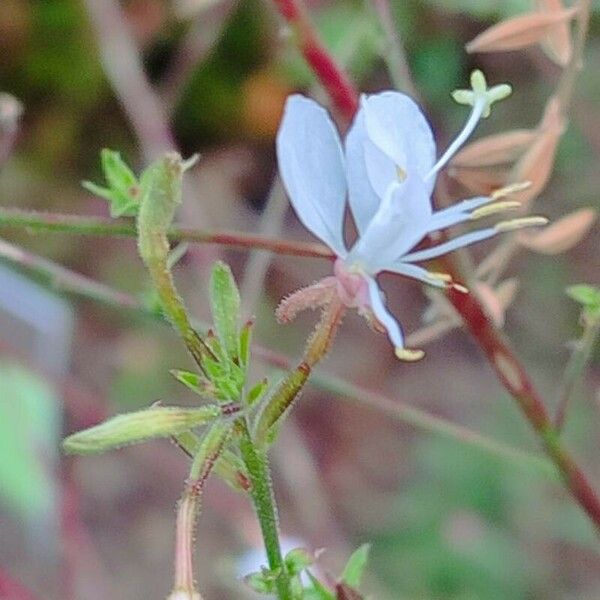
xmin=0 ymin=362 xmax=60 ymax=520
xmin=1 ymin=0 xmax=599 ymax=598
xmin=175 ymin=0 xmax=270 ymax=145
xmin=371 ymin=427 xmax=596 ymax=599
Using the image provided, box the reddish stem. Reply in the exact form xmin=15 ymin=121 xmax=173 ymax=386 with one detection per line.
xmin=272 ymin=0 xmax=359 ymax=121
xmin=448 ymin=287 xmax=600 ymax=530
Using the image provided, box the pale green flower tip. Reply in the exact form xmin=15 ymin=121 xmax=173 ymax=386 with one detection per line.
xmin=453 ymin=71 xmax=512 ymax=117
xmin=489 ymin=83 xmax=512 ymax=102
xmin=470 ymin=69 xmax=487 ymax=94
xmin=451 ymin=89 xmax=474 ymax=105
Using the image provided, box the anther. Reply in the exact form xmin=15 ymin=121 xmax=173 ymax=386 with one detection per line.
xmin=395 ymin=347 xmax=425 ymax=362
xmin=494 ymin=216 xmax=548 ymax=233
xmin=491 ymin=181 xmax=531 ymax=200
xmin=471 ymin=200 xmax=521 ymax=219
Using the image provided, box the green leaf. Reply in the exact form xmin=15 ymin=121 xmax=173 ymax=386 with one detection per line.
xmin=83 ymin=149 xmax=141 ymax=217
xmin=239 ymin=318 xmax=254 ymax=368
xmin=214 ymin=450 xmax=251 ymax=493
xmin=101 ymin=148 xmax=137 ymax=188
xmin=340 ymin=544 xmax=371 ymax=589
xmin=284 ymin=548 xmax=313 ymax=576
xmin=63 ymin=405 xmax=221 ymax=455
xmin=305 ymin=571 xmax=335 ymax=600
xmin=189 ymin=420 xmax=233 ymax=480
xmin=81 ymin=180 xmax=114 ymax=202
xmin=247 ymin=378 xmax=268 ymax=406
xmin=209 ymin=261 xmax=241 ymax=359
xmin=170 ymin=369 xmax=215 ymax=397
xmin=566 ymin=284 xmax=600 ymax=311
xmin=244 ymin=569 xmax=279 ymax=594
xmin=0 ymin=363 xmax=60 ymax=521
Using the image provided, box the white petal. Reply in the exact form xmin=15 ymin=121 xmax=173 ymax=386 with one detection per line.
xmin=401 ymin=227 xmax=497 ymax=263
xmin=276 ymin=95 xmax=348 ymax=257
xmin=349 ymin=174 xmax=432 ymax=271
xmin=345 ymin=110 xmax=384 ymax=233
xmin=360 ymin=92 xmax=437 ymax=185
xmin=366 ymin=277 xmax=405 ymax=349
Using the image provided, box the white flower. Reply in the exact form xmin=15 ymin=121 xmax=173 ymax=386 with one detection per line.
xmin=276 ymin=78 xmax=546 ymax=361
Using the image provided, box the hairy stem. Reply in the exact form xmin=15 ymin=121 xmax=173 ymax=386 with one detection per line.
xmin=236 ymin=418 xmax=292 ymax=600
xmin=136 ymin=154 xmax=213 ymax=367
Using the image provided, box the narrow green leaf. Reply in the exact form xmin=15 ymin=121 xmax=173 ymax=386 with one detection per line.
xmin=170 ymin=369 xmax=215 ymax=397
xmin=306 ymin=571 xmax=335 ymax=600
xmin=63 ymin=405 xmax=221 ymax=455
xmin=81 ymin=180 xmax=114 ymax=202
xmin=255 ymin=363 xmax=311 ymax=446
xmin=214 ymin=450 xmax=251 ymax=493
xmin=239 ymin=319 xmax=254 ymax=368
xmin=247 ymin=378 xmax=268 ymax=406
xmin=101 ymin=148 xmax=138 ymax=191
xmin=189 ymin=420 xmax=233 ymax=481
xmin=83 ymin=149 xmax=141 ymax=217
xmin=340 ymin=544 xmax=370 ymax=589
xmin=209 ymin=261 xmax=241 ymax=359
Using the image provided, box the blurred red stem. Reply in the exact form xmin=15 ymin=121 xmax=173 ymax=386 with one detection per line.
xmin=0 ymin=568 xmax=38 ymax=600
xmin=272 ymin=0 xmax=359 ymax=120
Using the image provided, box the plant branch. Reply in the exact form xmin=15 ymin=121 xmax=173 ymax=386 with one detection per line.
xmin=0 ymin=238 xmax=549 ymax=474
xmin=368 ymin=0 xmax=418 ymax=97
xmin=0 ymin=237 xmax=141 ymax=310
xmin=556 ymin=0 xmax=592 ymax=112
xmin=236 ymin=418 xmax=293 ymax=600
xmin=271 ymin=0 xmax=359 ymax=120
xmin=83 ymin=0 xmax=175 ymax=160
xmin=0 ymin=208 xmax=332 ymax=260
xmin=554 ymin=314 xmax=600 ymax=432
xmin=447 ymin=286 xmax=600 ymax=531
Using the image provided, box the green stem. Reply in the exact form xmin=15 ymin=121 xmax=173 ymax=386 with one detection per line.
xmin=236 ymin=418 xmax=292 ymax=600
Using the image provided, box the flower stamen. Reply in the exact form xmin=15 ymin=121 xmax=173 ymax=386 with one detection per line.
xmin=471 ymin=200 xmax=521 ymax=219
xmin=491 ymin=181 xmax=531 ymax=199
xmin=494 ymin=216 xmax=549 ymax=232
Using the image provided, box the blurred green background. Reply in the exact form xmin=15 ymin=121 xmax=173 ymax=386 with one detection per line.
xmin=0 ymin=1 xmax=599 ymax=598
